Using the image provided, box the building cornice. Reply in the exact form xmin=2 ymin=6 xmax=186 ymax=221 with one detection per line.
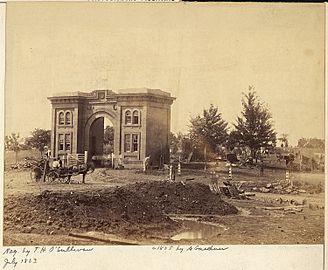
xmin=48 ymin=90 xmax=176 ymax=105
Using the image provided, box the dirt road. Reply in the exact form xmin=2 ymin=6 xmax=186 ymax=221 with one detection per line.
xmin=3 ymin=167 xmax=325 ymax=246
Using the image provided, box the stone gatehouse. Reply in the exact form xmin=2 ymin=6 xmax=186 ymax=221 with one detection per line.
xmin=48 ymin=88 xmax=175 ymax=168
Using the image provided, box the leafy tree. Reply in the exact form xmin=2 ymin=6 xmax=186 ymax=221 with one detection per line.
xmin=25 ymin=129 xmax=51 ymax=157
xmin=180 ymin=135 xmax=194 ymax=160
xmin=169 ymin=132 xmax=194 ymax=160
xmin=5 ymin=133 xmax=22 ymax=164
xmin=104 ymin=126 xmax=114 ymax=145
xmin=103 ymin=126 xmax=114 ymax=154
xmin=297 ymin=138 xmax=324 ymax=149
xmin=232 ymin=88 xmax=276 ymax=162
xmin=189 ymin=104 xmax=228 ymax=158
xmin=278 ymin=133 xmax=289 ymax=148
xmin=227 ymin=130 xmax=240 ymax=151
xmin=169 ymin=132 xmax=179 ymax=154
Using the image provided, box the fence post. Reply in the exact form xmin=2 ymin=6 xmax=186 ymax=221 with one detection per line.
xmin=169 ymin=165 xmax=173 ymax=180
xmin=178 ymin=162 xmax=181 ymax=176
xmin=169 ymin=165 xmax=176 ymax=181
xmin=286 ymin=170 xmax=290 ymax=185
xmin=228 ymin=165 xmax=232 ymax=180
xmin=143 ymin=159 xmax=146 ymax=173
xmin=84 ymin=151 xmax=88 ymax=164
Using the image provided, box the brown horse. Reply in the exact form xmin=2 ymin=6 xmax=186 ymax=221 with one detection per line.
xmin=66 ymin=162 xmax=95 ymax=184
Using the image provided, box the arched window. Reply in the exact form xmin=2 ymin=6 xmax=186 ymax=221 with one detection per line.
xmin=125 ymin=110 xmax=132 ymax=125
xmin=65 ymin=111 xmax=71 ymax=125
xmin=58 ymin=112 xmax=64 ymax=125
xmin=132 ymin=110 xmax=139 ymax=125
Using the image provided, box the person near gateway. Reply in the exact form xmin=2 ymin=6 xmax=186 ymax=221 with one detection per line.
xmin=143 ymin=155 xmax=151 ymax=173
xmin=52 ymin=158 xmax=60 ymax=168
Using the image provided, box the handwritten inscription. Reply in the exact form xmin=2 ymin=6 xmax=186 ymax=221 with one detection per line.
xmin=2 ymin=246 xmax=94 ymax=269
xmin=152 ymin=245 xmax=229 ymax=253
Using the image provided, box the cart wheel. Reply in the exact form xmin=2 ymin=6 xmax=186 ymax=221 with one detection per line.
xmin=30 ymin=167 xmax=42 ymax=182
xmin=59 ymin=175 xmax=69 ymax=184
xmin=65 ymin=175 xmax=72 ymax=184
xmin=47 ymin=171 xmax=58 ymax=182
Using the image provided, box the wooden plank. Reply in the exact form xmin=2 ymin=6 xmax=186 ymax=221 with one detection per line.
xmin=68 ymin=233 xmax=138 ymax=245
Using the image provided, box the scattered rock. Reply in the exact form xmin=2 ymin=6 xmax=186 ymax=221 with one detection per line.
xmin=275 ymin=185 xmax=283 ymax=190
xmin=46 ymin=220 xmax=53 ymax=225
xmin=259 ymin=187 xmax=270 ymax=193
xmin=22 ymin=226 xmax=32 ymax=233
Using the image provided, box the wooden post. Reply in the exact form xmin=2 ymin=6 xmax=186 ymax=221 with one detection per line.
xmin=177 ymin=162 xmax=181 ymax=176
xmin=111 ymin=153 xmax=114 ymax=169
xmin=286 ymin=170 xmax=290 ymax=185
xmin=169 ymin=165 xmax=173 ymax=180
xmin=84 ymin=150 xmax=88 ymax=164
xmin=204 ymin=145 xmax=207 ymax=178
xmin=143 ymin=158 xmax=146 ymax=173
xmin=42 ymin=158 xmax=48 ymax=182
xmin=169 ymin=165 xmax=175 ymax=181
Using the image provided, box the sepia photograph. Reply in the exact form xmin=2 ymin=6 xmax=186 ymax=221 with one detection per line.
xmin=2 ymin=1 xmax=325 ymax=251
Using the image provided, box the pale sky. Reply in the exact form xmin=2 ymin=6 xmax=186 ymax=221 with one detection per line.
xmin=5 ymin=2 xmax=325 ymax=146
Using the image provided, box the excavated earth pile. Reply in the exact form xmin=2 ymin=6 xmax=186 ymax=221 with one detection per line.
xmin=4 ymin=181 xmax=237 ymax=235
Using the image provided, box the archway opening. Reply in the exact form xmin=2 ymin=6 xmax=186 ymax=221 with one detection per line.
xmin=89 ymin=116 xmax=114 ymax=167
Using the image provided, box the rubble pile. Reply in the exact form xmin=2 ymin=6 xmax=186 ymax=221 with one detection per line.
xmin=251 ymin=181 xmax=308 ymax=195
xmin=231 ymin=179 xmax=321 ymax=195
xmin=209 ymin=180 xmax=255 ymax=199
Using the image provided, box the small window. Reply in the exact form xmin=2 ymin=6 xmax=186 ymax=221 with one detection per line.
xmin=65 ymin=134 xmax=71 ymax=151
xmin=132 ymin=134 xmax=139 ymax=152
xmin=65 ymin=112 xmax=71 ymax=125
xmin=58 ymin=134 xmax=64 ymax=151
xmin=125 ymin=110 xmax=132 ymax=125
xmin=132 ymin=110 xmax=139 ymax=125
xmin=124 ymin=134 xmax=131 ymax=152
xmin=99 ymin=92 xmax=105 ymax=99
xmin=58 ymin=112 xmax=65 ymax=125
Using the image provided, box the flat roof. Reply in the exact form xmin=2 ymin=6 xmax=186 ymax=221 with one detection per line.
xmin=117 ymin=88 xmax=171 ymax=97
xmin=50 ymin=88 xmax=172 ymax=98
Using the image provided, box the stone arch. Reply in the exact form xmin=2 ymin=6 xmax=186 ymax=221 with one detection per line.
xmin=84 ymin=110 xmax=118 ymax=156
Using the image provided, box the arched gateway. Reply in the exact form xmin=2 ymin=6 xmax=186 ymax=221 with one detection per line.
xmin=48 ymin=88 xmax=175 ymax=168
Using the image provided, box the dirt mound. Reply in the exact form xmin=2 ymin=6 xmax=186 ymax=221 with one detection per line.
xmin=122 ymin=181 xmax=238 ymax=215
xmin=4 ymin=181 xmax=237 ymax=236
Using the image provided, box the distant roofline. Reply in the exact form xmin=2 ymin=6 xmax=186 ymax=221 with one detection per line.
xmin=49 ymin=88 xmax=172 ymax=98
xmin=50 ymin=91 xmax=93 ymax=98
xmin=117 ymin=88 xmax=171 ymax=97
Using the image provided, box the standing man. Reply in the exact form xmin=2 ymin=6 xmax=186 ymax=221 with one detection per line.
xmin=143 ymin=155 xmax=151 ymax=173
xmin=42 ymin=146 xmax=51 ymax=182
xmin=260 ymin=160 xmax=264 ymax=176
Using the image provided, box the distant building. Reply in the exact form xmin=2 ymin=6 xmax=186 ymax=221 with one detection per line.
xmin=291 ymin=147 xmax=325 ymax=167
xmin=48 ymin=88 xmax=175 ymax=168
